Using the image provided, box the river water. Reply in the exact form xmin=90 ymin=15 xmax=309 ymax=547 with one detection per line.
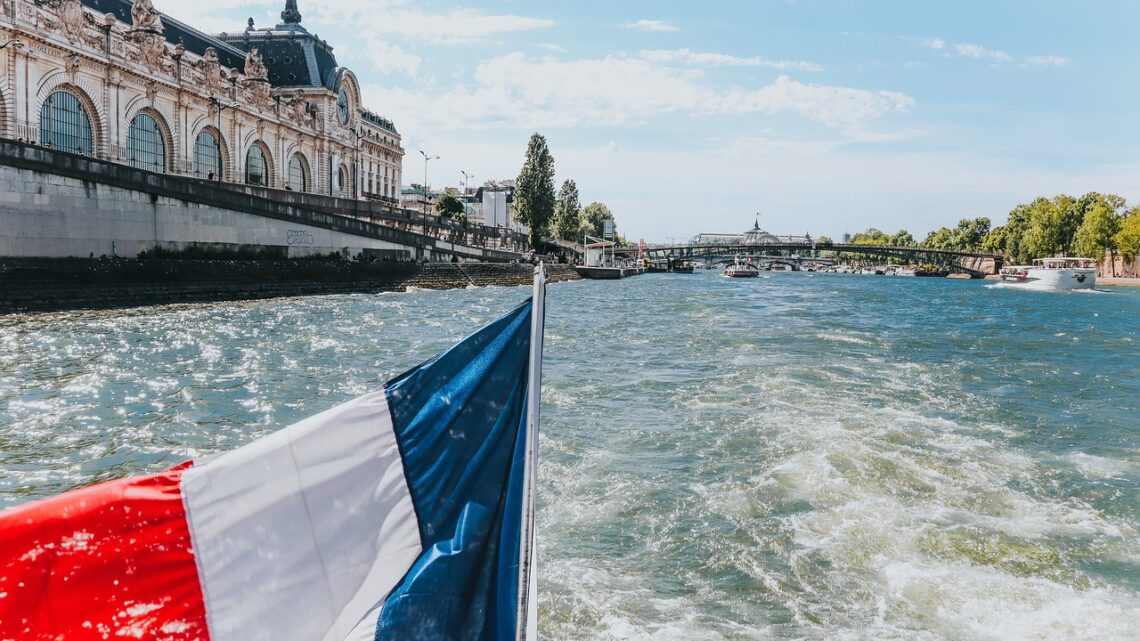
xmin=1 ymin=273 xmax=1138 ymax=640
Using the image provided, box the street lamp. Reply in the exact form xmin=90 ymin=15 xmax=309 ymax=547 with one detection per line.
xmin=419 ymin=149 xmax=438 ymax=233
xmin=0 ymin=39 xmax=24 ymax=50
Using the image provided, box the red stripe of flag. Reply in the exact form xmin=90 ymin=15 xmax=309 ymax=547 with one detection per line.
xmin=0 ymin=463 xmax=208 ymax=641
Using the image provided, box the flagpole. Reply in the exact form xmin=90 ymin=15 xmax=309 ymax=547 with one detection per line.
xmin=517 ymin=262 xmax=546 ymax=641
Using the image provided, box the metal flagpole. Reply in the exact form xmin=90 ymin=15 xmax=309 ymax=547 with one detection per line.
xmin=517 ymin=262 xmax=546 ymax=641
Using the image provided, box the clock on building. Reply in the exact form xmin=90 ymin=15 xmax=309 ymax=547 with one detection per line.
xmin=337 ymin=88 xmax=350 ymax=124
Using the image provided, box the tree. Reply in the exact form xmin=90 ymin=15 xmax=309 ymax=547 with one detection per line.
xmin=890 ymin=230 xmax=915 ymax=246
xmin=551 ymin=179 xmax=581 ymax=241
xmin=435 ymin=193 xmax=465 ymax=219
xmin=953 ymin=217 xmax=990 ymax=250
xmin=580 ymin=202 xmax=614 ymax=239
xmin=851 ymin=228 xmax=890 ymax=245
xmin=513 ymin=133 xmax=556 ymax=249
xmin=921 ymin=227 xmax=955 ymax=250
xmin=1023 ymin=197 xmax=1064 ymax=258
xmin=989 ymin=203 xmax=1033 ymax=264
xmin=1072 ymin=201 xmax=1120 ymax=261
xmin=1114 ymin=207 xmax=1140 ymax=261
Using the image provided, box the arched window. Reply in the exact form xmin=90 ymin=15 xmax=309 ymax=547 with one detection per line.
xmin=337 ymin=164 xmax=349 ymax=197
xmin=126 ymin=113 xmax=166 ymax=172
xmin=246 ymin=144 xmax=268 ymax=186
xmin=40 ymin=90 xmax=93 ymax=155
xmin=287 ymin=153 xmax=308 ymax=192
xmin=193 ymin=130 xmax=222 ymax=179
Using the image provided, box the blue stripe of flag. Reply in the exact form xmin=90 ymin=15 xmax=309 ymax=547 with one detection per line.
xmin=379 ymin=300 xmax=533 ymax=641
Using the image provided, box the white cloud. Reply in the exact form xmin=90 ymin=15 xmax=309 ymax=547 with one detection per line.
xmin=362 ymin=53 xmax=913 ymax=138
xmin=639 ymin=49 xmax=823 ymax=72
xmin=1025 ymin=55 xmax=1070 ymax=67
xmin=308 ymin=4 xmax=554 ymax=45
xmin=909 ymin=36 xmax=1068 ymax=68
xmin=953 ymin=42 xmax=1013 ymax=63
xmin=624 ymin=20 xmax=679 ymax=33
xmin=363 ymin=40 xmax=422 ymax=78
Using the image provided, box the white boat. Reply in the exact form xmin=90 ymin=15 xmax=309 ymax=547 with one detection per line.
xmin=999 ymin=257 xmax=1097 ymax=290
xmin=724 ymin=256 xmax=760 ymax=278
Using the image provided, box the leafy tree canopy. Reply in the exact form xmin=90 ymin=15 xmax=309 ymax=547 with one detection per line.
xmin=1114 ymin=207 xmax=1140 ymax=260
xmin=513 ymin=133 xmax=556 ymax=249
xmin=435 ymin=193 xmax=465 ymax=219
xmin=552 ymin=179 xmax=582 ymax=241
xmin=580 ymin=202 xmax=615 ymax=240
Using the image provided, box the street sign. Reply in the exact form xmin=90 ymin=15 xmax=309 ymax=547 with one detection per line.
xmin=603 ymin=220 xmax=614 ymax=239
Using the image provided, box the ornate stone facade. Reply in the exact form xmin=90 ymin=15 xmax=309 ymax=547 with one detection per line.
xmin=0 ymin=0 xmax=403 ymax=198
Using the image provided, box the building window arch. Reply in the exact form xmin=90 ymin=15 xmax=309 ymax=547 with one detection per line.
xmin=245 ymin=142 xmax=272 ymax=187
xmin=126 ymin=111 xmax=168 ymax=172
xmin=39 ymin=90 xmax=94 ymax=155
xmin=337 ymin=163 xmax=349 ymax=197
xmin=287 ymin=152 xmax=309 ymax=192
xmin=193 ymin=128 xmax=225 ymax=180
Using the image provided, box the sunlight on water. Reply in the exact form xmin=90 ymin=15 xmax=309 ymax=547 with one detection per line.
xmin=2 ymin=273 xmax=1139 ymax=639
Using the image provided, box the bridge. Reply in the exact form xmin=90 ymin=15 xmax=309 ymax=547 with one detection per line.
xmin=617 ymin=242 xmax=1003 ymax=277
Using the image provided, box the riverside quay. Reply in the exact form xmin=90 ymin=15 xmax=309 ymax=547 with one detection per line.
xmin=0 ymin=1 xmax=530 ymax=262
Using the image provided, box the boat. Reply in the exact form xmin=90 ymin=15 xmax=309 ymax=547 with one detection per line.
xmin=998 ymin=257 xmax=1097 ymax=290
xmin=724 ymin=256 xmax=760 ymax=278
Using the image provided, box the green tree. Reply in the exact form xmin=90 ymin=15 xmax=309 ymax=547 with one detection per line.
xmin=1072 ymin=201 xmax=1121 ymax=261
xmin=551 ymin=179 xmax=582 ymax=241
xmin=513 ymin=133 xmax=556 ymax=249
xmin=851 ymin=228 xmax=891 ymax=245
xmin=580 ymin=202 xmax=615 ymax=239
xmin=817 ymin=235 xmax=833 ymax=245
xmin=953 ymin=217 xmax=991 ymax=250
xmin=435 ymin=193 xmax=465 ymax=219
xmin=1113 ymin=207 xmax=1140 ymax=260
xmin=1023 ymin=197 xmax=1064 ymax=258
xmin=990 ymin=203 xmax=1033 ymax=264
xmin=890 ymin=230 xmax=915 ymax=246
xmin=921 ymin=227 xmax=955 ymax=250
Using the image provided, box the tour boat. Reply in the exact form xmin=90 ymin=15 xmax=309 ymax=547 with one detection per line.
xmin=724 ymin=257 xmax=760 ymax=278
xmin=999 ymin=257 xmax=1097 ymax=290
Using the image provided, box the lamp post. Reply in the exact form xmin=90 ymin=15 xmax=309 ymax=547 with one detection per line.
xmin=0 ymin=39 xmax=24 ymax=50
xmin=419 ymin=150 xmax=438 ymax=234
xmin=460 ymin=170 xmax=474 ymax=197
xmin=460 ymin=170 xmax=474 ymax=223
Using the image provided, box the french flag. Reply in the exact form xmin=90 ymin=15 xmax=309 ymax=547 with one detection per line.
xmin=0 ymin=273 xmax=546 ymax=641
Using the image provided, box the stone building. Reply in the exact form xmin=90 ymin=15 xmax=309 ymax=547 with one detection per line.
xmin=0 ymin=0 xmax=402 ymax=199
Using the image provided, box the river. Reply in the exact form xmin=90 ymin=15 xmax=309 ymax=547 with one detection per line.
xmin=1 ymin=272 xmax=1138 ymax=640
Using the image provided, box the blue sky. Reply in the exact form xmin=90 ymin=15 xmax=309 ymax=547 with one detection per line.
xmin=162 ymin=0 xmax=1140 ymax=242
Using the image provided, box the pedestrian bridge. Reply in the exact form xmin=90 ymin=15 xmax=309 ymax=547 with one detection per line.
xmin=618 ymin=242 xmax=1003 ymax=277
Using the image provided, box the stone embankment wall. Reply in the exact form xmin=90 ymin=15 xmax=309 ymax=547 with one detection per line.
xmin=956 ymin=255 xmax=999 ymax=275
xmin=1098 ymin=251 xmax=1140 ymax=278
xmin=0 ymin=259 xmax=580 ymax=313
xmin=0 ymin=141 xmax=521 ymax=263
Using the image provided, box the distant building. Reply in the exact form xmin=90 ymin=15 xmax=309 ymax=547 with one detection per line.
xmin=689 ymin=220 xmax=810 ymax=245
xmin=0 ymin=0 xmax=402 ymax=197
xmin=477 ymin=184 xmax=515 ymax=229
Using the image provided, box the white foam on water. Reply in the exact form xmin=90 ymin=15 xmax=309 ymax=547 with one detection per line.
xmin=1065 ymin=452 xmax=1134 ymax=480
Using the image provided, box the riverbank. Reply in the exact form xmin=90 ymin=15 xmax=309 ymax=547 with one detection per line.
xmin=0 ymin=259 xmax=579 ymax=313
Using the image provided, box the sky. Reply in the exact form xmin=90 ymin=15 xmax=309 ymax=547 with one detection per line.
xmin=158 ymin=0 xmax=1140 ymax=242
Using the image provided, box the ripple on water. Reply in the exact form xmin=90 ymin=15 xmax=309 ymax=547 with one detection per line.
xmin=3 ymin=274 xmax=1140 ymax=640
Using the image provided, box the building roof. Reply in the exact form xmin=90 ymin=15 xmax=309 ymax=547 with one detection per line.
xmin=83 ymin=1 xmax=348 ymax=90
xmin=215 ymin=2 xmax=341 ymax=90
xmin=80 ymin=0 xmax=249 ymax=71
